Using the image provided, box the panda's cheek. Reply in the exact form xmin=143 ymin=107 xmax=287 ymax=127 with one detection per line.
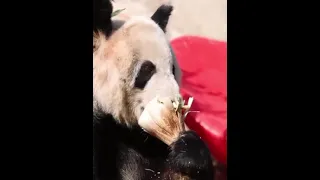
xmin=137 ymin=99 xmax=145 ymax=113
xmin=132 ymin=98 xmax=144 ymax=117
xmin=134 ymin=106 xmax=144 ymax=120
xmin=120 ymin=78 xmax=127 ymax=84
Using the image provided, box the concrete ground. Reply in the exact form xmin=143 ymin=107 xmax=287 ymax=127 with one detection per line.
xmin=166 ymin=0 xmax=227 ymax=41
xmin=114 ymin=0 xmax=227 ymax=41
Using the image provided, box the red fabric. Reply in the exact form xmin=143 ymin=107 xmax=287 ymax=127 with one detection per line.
xmin=170 ymin=36 xmax=227 ymax=165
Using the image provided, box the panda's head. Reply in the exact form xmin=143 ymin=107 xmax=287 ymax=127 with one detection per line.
xmin=93 ymin=0 xmax=181 ymax=127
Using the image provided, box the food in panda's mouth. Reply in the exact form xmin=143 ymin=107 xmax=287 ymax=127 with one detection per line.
xmin=138 ymin=95 xmax=195 ymax=145
xmin=111 ymin=8 xmax=125 ymax=17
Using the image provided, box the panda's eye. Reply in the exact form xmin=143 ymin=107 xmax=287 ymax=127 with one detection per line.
xmin=134 ymin=61 xmax=156 ymax=89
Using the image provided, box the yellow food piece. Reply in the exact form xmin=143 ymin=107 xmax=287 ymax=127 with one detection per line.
xmin=172 ymin=96 xmax=194 ymax=118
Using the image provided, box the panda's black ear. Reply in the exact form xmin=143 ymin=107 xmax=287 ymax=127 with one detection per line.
xmin=151 ymin=5 xmax=173 ymax=32
xmin=93 ymin=0 xmax=113 ymax=36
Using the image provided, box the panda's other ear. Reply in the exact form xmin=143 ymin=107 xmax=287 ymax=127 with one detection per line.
xmin=93 ymin=0 xmax=113 ymax=36
xmin=151 ymin=5 xmax=173 ymax=32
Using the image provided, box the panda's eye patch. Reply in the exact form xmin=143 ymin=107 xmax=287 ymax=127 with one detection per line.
xmin=134 ymin=61 xmax=156 ymax=89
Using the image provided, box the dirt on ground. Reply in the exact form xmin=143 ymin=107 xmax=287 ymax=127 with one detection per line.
xmin=114 ymin=0 xmax=227 ymax=41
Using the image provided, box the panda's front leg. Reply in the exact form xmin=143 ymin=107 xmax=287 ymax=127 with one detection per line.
xmin=164 ymin=131 xmax=215 ymax=180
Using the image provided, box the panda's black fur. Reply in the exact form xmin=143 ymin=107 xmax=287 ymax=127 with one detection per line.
xmin=93 ymin=0 xmax=215 ymax=179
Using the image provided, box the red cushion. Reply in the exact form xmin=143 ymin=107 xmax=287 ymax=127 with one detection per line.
xmin=170 ymin=36 xmax=227 ymax=165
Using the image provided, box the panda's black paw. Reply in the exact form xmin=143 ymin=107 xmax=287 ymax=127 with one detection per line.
xmin=168 ymin=131 xmax=214 ymax=179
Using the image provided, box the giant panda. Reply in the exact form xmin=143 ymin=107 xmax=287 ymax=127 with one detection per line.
xmin=93 ymin=0 xmax=215 ymax=179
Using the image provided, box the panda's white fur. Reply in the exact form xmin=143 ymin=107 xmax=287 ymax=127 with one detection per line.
xmin=93 ymin=1 xmax=214 ymax=180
